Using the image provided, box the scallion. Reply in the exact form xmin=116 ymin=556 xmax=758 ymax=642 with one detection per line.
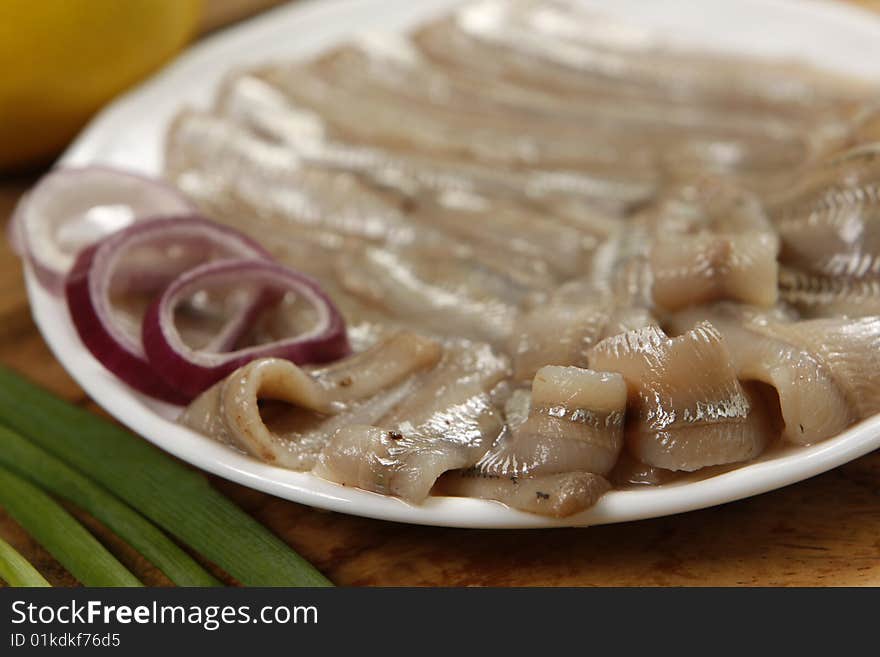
xmin=0 ymin=425 xmax=219 ymax=586
xmin=0 ymin=465 xmax=142 ymax=587
xmin=0 ymin=366 xmax=332 ymax=587
xmin=0 ymin=536 xmax=51 ymax=587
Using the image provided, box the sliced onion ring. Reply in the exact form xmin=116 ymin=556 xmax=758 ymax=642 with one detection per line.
xmin=142 ymin=259 xmax=351 ymax=399
xmin=19 ymin=166 xmax=195 ymax=293
xmin=65 ymin=216 xmax=271 ymax=404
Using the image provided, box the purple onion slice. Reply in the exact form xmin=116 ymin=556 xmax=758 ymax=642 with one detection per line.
xmin=18 ymin=166 xmax=195 ymax=293
xmin=142 ymin=259 xmax=351 ymax=399
xmin=65 ymin=216 xmax=271 ymax=404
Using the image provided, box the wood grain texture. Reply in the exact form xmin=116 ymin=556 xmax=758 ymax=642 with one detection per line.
xmin=1 ymin=1 xmax=879 ymax=587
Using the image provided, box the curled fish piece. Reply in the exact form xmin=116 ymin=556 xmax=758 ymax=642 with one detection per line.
xmin=508 ymin=299 xmax=655 ymax=381
xmin=636 ymin=180 xmax=780 ymax=310
xmin=752 ymin=315 xmax=880 ymax=422
xmin=179 ymin=332 xmax=442 ymax=468
xmin=768 ymin=145 xmax=880 ymax=316
xmin=314 ymin=340 xmax=509 ymax=502
xmin=436 ymin=470 xmax=610 ymax=517
xmin=669 ymin=304 xmax=852 ymax=445
xmin=650 ymin=231 xmax=779 ymax=311
xmin=476 ymin=366 xmax=627 ymax=478
xmin=588 ymin=322 xmax=771 ymax=471
xmin=770 ymin=144 xmax=880 ymax=274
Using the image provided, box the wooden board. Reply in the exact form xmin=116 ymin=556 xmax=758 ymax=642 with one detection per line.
xmin=1 ymin=0 xmax=879 ymax=587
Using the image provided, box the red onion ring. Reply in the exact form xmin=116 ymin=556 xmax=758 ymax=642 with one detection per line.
xmin=18 ymin=166 xmax=195 ymax=293
xmin=65 ymin=216 xmax=271 ymax=404
xmin=142 ymin=259 xmax=351 ymax=399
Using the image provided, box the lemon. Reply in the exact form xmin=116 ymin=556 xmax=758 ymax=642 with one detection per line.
xmin=0 ymin=1 xmax=201 ymax=172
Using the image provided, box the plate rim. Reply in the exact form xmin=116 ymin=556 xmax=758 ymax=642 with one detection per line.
xmin=27 ymin=0 xmax=880 ymax=528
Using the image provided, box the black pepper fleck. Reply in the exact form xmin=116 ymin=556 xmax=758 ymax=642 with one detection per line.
xmin=387 ymin=431 xmax=404 ymax=441
xmin=535 ymin=491 xmax=550 ymax=500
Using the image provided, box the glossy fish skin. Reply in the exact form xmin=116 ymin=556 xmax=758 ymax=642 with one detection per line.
xmin=314 ymin=340 xmax=509 ymax=502
xmin=769 ymin=145 xmax=880 ymax=315
xmin=635 ymin=180 xmax=780 ymax=311
xmin=179 ymin=333 xmax=442 ymax=469
xmin=475 ymin=366 xmax=627 ymax=480
xmin=588 ymin=323 xmax=770 ymax=471
xmin=752 ymin=315 xmax=880 ymax=422
xmin=335 ymin=246 xmax=525 ymax=346
xmin=430 ymin=1 xmax=873 ymax=114
xmin=217 ymin=76 xmax=607 ymax=277
xmin=508 ymin=300 xmax=655 ymax=381
xmin=166 ymin=111 xmax=421 ymax=246
xmin=779 ymin=267 xmax=880 ymax=318
xmin=668 ymin=304 xmax=852 ymax=445
xmin=650 ymin=231 xmax=779 ymax=311
xmin=259 ymin=48 xmax=661 ymax=174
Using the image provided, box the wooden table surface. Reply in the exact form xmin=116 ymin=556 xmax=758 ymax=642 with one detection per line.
xmin=2 ymin=1 xmax=880 ymax=587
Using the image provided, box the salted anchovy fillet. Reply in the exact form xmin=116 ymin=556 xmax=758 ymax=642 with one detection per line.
xmin=335 ymin=246 xmax=526 ymax=345
xmin=633 ymin=180 xmax=780 ymax=310
xmin=410 ymin=194 xmax=593 ymax=281
xmin=169 ymin=110 xmax=561 ymax=291
xmin=769 ymin=145 xmax=880 ymax=275
xmin=165 ymin=111 xmax=422 ymax=245
xmin=217 ymin=71 xmax=658 ymax=216
xmin=179 ymin=332 xmax=442 ymax=469
xmin=417 ymin=15 xmax=816 ymax=141
xmin=669 ymin=304 xmax=851 ymax=445
xmin=779 ymin=267 xmax=880 ymax=317
xmin=768 ymin=145 xmax=880 ymax=314
xmin=314 ymin=340 xmax=509 ymax=501
xmin=650 ymin=232 xmax=779 ymax=311
xmin=475 ymin=366 xmax=627 ymax=479
xmin=752 ymin=316 xmax=880 ymax=422
xmin=414 ymin=3 xmax=864 ymax=189
xmin=258 ymin=49 xmax=659 ymax=174
xmin=171 ymin=107 xmax=592 ymax=286
xmin=587 ymin=179 xmax=777 ymax=311
xmin=437 ymin=0 xmax=873 ymax=114
xmin=217 ymin=74 xmax=647 ymax=226
xmin=436 ymin=470 xmax=610 ymax=517
xmin=328 ymin=30 xmax=803 ymax=150
xmin=508 ymin=299 xmax=655 ymax=381
xmin=406 ymin=25 xmax=806 ymax=146
xmin=165 ymin=111 xmax=423 ymax=326
xmin=588 ymin=323 xmax=771 ymax=471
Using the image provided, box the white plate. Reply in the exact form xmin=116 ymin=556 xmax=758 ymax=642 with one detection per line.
xmin=27 ymin=0 xmax=880 ymax=528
